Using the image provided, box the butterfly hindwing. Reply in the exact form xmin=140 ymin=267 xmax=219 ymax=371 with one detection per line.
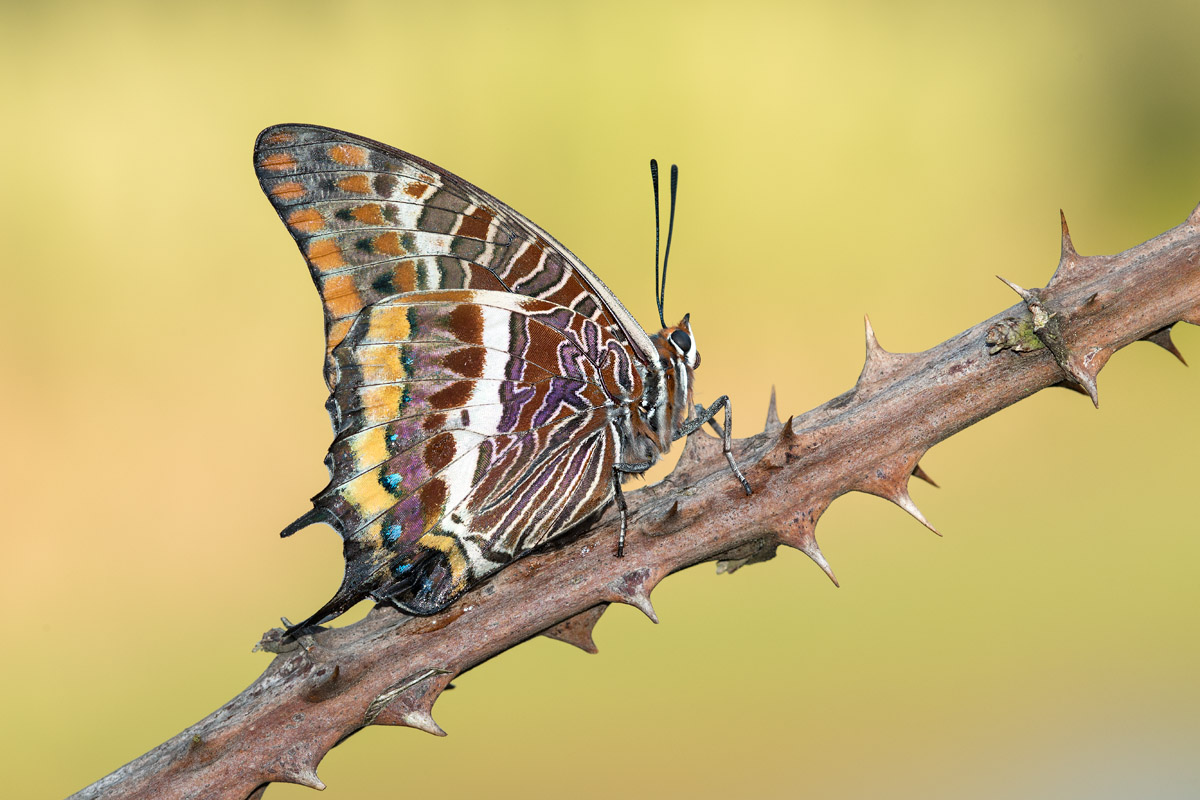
xmin=288 ymin=289 xmax=626 ymax=625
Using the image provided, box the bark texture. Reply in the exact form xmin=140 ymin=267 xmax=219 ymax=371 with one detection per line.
xmin=70 ymin=205 xmax=1200 ymax=800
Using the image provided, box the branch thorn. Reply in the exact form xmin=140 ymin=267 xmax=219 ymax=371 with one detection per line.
xmin=364 ymin=668 xmax=454 ymax=733
xmin=280 ymin=767 xmax=325 ymax=791
xmin=606 ymin=568 xmax=660 ymax=623
xmin=893 ymin=487 xmax=941 ymax=536
xmin=911 ymin=462 xmax=939 ymax=488
xmin=776 ymin=505 xmax=838 ymax=585
xmin=541 ymin=604 xmax=607 ymax=654
xmin=1054 ymin=379 xmax=1092 ymax=396
xmin=1059 ymin=209 xmax=1080 ymax=266
xmin=864 ymin=314 xmax=888 ymax=363
xmin=797 ymin=536 xmax=840 ymax=587
xmin=623 ymin=591 xmax=658 ymax=623
xmin=855 ymin=314 xmax=912 ymax=389
xmin=400 ymin=710 xmax=447 ymax=737
xmin=997 ymin=275 xmax=1037 ymax=305
xmin=1070 ymin=361 xmax=1101 ymax=408
xmin=764 ymin=385 xmax=782 ymax=434
xmin=1143 ymin=325 xmax=1188 ymax=366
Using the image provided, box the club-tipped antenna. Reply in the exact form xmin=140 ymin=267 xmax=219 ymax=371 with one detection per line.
xmin=650 ymin=159 xmax=664 ymax=329
xmin=649 ymin=160 xmax=680 ymax=330
xmin=660 ymin=164 xmax=678 ymax=329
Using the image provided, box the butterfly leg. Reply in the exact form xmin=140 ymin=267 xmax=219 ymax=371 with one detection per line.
xmin=612 ymin=461 xmax=654 ymax=557
xmin=674 ymin=396 xmax=753 ymax=496
xmin=695 ymin=403 xmax=725 ymax=438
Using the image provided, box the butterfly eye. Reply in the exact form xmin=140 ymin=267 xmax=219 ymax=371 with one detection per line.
xmin=669 ymin=329 xmax=692 ymax=353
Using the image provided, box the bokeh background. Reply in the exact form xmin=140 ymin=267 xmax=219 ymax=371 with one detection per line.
xmin=3 ymin=1 xmax=1198 ymax=798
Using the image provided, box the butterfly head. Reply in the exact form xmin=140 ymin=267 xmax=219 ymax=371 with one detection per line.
xmin=642 ymin=312 xmax=700 ymax=449
xmin=659 ymin=313 xmax=700 ymax=370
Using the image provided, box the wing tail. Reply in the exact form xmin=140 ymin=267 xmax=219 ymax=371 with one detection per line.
xmin=283 ymin=545 xmax=430 ymax=638
xmin=280 ymin=507 xmax=341 ymax=538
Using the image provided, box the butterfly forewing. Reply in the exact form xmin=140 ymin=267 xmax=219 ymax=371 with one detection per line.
xmin=254 ymin=125 xmax=656 ymax=384
xmin=255 ymin=125 xmax=663 ymax=627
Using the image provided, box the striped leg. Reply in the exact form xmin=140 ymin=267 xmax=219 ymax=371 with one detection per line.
xmin=675 ymin=396 xmax=753 ymax=495
xmin=612 ymin=461 xmax=654 ymax=557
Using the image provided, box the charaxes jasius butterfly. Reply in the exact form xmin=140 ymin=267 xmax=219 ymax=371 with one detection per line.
xmin=254 ymin=124 xmax=751 ymax=632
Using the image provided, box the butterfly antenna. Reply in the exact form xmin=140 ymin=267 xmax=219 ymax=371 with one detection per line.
xmin=650 ymin=159 xmax=665 ymax=329
xmin=660 ymin=164 xmax=679 ymax=327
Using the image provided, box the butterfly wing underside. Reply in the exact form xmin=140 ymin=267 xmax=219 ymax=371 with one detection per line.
xmin=253 ymin=125 xmax=647 ymax=624
xmin=254 ymin=124 xmax=657 ymax=382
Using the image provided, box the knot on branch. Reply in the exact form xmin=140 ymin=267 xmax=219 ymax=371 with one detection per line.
xmin=996 ymin=274 xmax=1111 ymax=407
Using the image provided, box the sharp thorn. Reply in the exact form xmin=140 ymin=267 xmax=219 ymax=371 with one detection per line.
xmin=624 ymin=591 xmax=659 ymax=624
xmin=1059 ymin=209 xmax=1079 ymax=262
xmin=797 ymin=538 xmax=840 ymax=587
xmin=402 ymin=710 xmax=447 ymax=737
xmin=997 ymin=275 xmax=1036 ymax=303
xmin=864 ymin=314 xmax=884 ymax=354
xmin=1055 ymin=379 xmax=1091 ymax=396
xmin=895 ymin=488 xmax=940 ymax=536
xmin=541 ymin=604 xmax=606 ymax=654
xmin=364 ymin=669 xmax=453 ymax=729
xmin=1070 ymin=367 xmax=1100 ymax=408
xmin=1144 ymin=326 xmax=1188 ymax=366
xmin=911 ymin=463 xmax=939 ymax=488
xmin=764 ymin=385 xmax=782 ymax=433
xmin=281 ymin=768 xmax=325 ymax=791
xmin=606 ymin=569 xmax=660 ymax=623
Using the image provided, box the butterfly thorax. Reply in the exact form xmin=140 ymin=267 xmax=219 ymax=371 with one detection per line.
xmin=613 ymin=316 xmax=700 ymax=477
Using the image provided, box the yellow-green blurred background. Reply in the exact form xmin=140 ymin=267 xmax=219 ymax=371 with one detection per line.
xmin=4 ymin=1 xmax=1198 ymax=797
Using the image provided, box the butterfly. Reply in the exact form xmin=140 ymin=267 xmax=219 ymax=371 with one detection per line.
xmin=254 ymin=124 xmax=751 ymax=631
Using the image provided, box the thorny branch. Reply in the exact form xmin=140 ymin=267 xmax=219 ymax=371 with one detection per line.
xmin=71 ymin=205 xmax=1200 ymax=800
